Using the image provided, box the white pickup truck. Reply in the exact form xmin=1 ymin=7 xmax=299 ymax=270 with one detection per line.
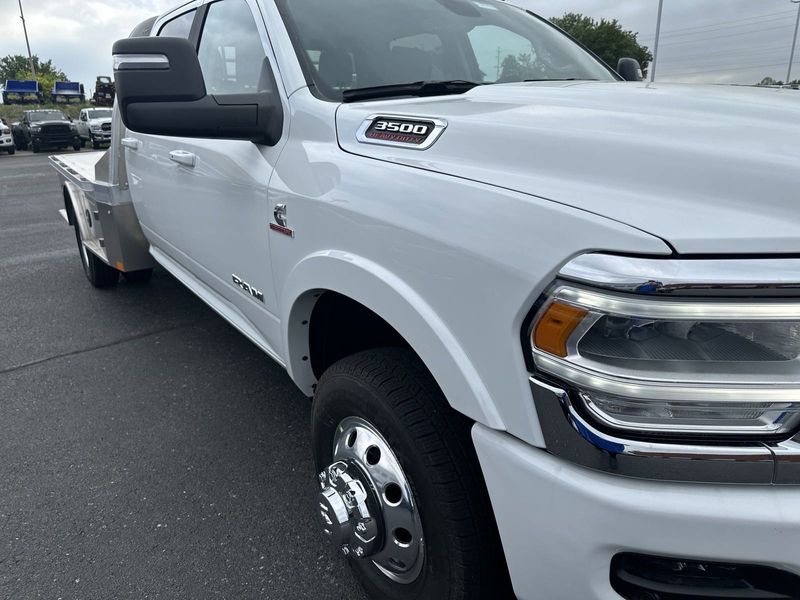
xmin=50 ymin=0 xmax=800 ymax=598
xmin=75 ymin=107 xmax=114 ymax=149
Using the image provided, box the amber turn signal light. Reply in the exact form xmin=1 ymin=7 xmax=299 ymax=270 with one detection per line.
xmin=533 ymin=302 xmax=588 ymax=358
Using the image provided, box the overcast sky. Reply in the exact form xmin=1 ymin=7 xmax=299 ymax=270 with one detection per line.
xmin=1 ymin=0 xmax=799 ymax=93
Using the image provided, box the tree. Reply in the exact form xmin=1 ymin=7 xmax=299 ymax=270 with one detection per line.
xmin=755 ymin=77 xmax=800 ymax=87
xmin=0 ymin=55 xmax=69 ymax=95
xmin=499 ymin=53 xmax=541 ymax=82
xmin=550 ymin=13 xmax=653 ymax=74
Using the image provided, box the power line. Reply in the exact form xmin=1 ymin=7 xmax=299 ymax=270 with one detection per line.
xmin=658 ymin=61 xmax=788 ymax=76
xmin=645 ymin=23 xmax=797 ymax=47
xmin=638 ymin=9 xmax=796 ymax=40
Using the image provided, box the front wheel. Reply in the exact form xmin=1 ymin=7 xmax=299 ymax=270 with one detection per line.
xmin=7 ymin=147 xmax=14 ymax=155
xmin=73 ymin=142 xmax=82 ymax=152
xmin=31 ymin=140 xmax=41 ymax=153
xmin=312 ymin=348 xmax=512 ymax=600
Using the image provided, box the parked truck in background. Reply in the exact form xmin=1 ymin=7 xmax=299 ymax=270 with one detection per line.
xmin=76 ymin=108 xmax=113 ymax=149
xmin=50 ymin=0 xmax=800 ymax=599
xmin=16 ymin=109 xmax=81 ymax=153
xmin=2 ymin=79 xmax=42 ymax=104
xmin=91 ymin=76 xmax=115 ymax=106
xmin=51 ymin=81 xmax=86 ymax=104
xmin=0 ymin=119 xmax=15 ymax=155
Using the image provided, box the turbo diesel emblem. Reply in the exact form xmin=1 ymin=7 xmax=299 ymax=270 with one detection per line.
xmin=232 ymin=274 xmax=264 ymax=303
xmin=357 ymin=115 xmax=447 ymax=150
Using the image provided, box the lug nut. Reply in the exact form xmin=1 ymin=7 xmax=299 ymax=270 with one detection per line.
xmin=354 ymin=546 xmax=364 ymax=557
xmin=341 ymin=545 xmax=350 ymax=556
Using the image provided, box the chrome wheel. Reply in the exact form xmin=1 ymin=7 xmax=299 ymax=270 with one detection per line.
xmin=317 ymin=417 xmax=424 ymax=584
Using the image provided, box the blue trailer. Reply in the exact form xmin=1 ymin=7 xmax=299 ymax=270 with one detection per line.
xmin=2 ymin=80 xmax=43 ymax=105
xmin=51 ymin=81 xmax=85 ymax=104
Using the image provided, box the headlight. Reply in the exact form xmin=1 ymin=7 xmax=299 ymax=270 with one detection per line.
xmin=90 ymin=125 xmax=102 ymax=132
xmin=530 ymin=256 xmax=800 ymax=439
xmin=30 ymin=125 xmax=41 ymax=132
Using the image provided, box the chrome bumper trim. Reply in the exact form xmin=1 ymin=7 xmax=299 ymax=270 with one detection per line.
xmin=530 ymin=377 xmax=800 ymax=484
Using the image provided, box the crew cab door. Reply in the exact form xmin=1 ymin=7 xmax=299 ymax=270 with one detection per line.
xmin=125 ymin=0 xmax=287 ymax=349
xmin=76 ymin=110 xmax=88 ymax=139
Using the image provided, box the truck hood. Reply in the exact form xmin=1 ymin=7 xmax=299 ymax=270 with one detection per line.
xmin=32 ymin=120 xmax=72 ymax=127
xmin=337 ymin=82 xmax=800 ymax=255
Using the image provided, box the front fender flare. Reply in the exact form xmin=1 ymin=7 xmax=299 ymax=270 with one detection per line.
xmin=281 ymin=250 xmax=505 ymax=430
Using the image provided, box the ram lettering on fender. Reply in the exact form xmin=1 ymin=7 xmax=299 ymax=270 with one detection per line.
xmin=356 ymin=115 xmax=447 ymax=150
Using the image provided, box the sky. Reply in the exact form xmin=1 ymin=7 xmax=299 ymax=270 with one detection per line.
xmin=1 ymin=0 xmax=799 ymax=94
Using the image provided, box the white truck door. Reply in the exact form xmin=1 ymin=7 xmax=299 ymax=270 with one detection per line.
xmin=77 ymin=110 xmax=88 ymax=139
xmin=126 ymin=0 xmax=287 ymax=347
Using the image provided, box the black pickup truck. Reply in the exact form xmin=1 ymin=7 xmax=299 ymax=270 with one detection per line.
xmin=12 ymin=110 xmax=81 ymax=153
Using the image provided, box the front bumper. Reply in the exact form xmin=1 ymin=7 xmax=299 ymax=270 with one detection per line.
xmin=473 ymin=423 xmax=800 ymax=600
xmin=90 ymin=131 xmax=112 ymax=142
xmin=0 ymin=136 xmax=13 ymax=148
xmin=34 ymin=135 xmax=79 ymax=147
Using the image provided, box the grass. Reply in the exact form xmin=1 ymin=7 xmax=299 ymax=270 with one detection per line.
xmin=0 ymin=102 xmax=93 ymax=124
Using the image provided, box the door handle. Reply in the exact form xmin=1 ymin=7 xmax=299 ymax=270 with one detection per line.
xmin=121 ymin=137 xmax=140 ymax=150
xmin=169 ymin=150 xmax=196 ymax=168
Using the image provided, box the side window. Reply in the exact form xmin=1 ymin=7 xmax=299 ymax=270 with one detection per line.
xmin=157 ymin=9 xmax=196 ymax=38
xmin=197 ymin=0 xmax=268 ymax=95
xmin=468 ymin=26 xmax=539 ymax=83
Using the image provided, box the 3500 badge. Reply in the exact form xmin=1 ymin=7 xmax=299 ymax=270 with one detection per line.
xmin=358 ymin=116 xmax=447 ymax=150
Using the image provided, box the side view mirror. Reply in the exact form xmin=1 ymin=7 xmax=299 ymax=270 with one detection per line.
xmin=111 ymin=36 xmax=283 ymax=145
xmin=617 ymin=58 xmax=644 ymax=82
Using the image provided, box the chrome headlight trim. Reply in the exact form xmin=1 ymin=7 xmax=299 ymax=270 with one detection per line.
xmin=560 ymin=254 xmax=800 ymax=296
xmin=551 ymin=285 xmax=800 ymax=321
xmin=530 ymin=254 xmax=800 ymax=440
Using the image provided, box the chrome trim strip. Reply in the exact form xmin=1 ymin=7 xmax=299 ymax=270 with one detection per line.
xmin=113 ymin=54 xmax=169 ymax=71
xmin=530 ymin=378 xmax=782 ymax=484
xmin=560 ymin=254 xmax=800 ymax=296
xmin=534 ymin=352 xmax=800 ymax=404
xmin=767 ymin=433 xmax=800 ymax=484
xmin=552 ymin=285 xmax=800 ymax=321
xmin=355 ymin=114 xmax=447 ymax=151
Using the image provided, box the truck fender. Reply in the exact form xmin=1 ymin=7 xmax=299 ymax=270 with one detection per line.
xmin=281 ymin=250 xmax=505 ymax=430
xmin=62 ymin=181 xmax=91 ymax=239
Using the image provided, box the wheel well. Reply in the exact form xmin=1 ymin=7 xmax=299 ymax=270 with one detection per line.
xmin=62 ymin=185 xmax=74 ymax=225
xmin=308 ymin=291 xmax=410 ymax=379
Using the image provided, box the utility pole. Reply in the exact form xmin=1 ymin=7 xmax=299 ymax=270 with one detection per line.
xmin=787 ymin=0 xmax=800 ymax=85
xmin=18 ymin=0 xmax=36 ymax=79
xmin=496 ymin=47 xmax=502 ymax=80
xmin=649 ymin=0 xmax=665 ymax=83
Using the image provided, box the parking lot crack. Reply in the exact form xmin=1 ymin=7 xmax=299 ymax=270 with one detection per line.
xmin=0 ymin=321 xmax=204 ymax=377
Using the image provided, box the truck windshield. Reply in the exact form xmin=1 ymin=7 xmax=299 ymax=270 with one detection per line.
xmin=276 ymin=0 xmax=616 ymax=101
xmin=29 ymin=111 xmax=66 ymax=122
xmin=87 ymin=109 xmax=113 ymax=119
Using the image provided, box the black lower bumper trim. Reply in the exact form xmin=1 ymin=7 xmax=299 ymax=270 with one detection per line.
xmin=611 ymin=553 xmax=800 ymax=599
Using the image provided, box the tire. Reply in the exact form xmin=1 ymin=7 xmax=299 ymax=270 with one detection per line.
xmin=7 ymin=147 xmax=14 ymax=155
xmin=122 ymin=268 xmax=153 ymax=284
xmin=73 ymin=222 xmax=119 ymax=288
xmin=312 ymin=348 xmax=513 ymax=600
xmin=31 ymin=141 xmax=40 ymax=153
xmin=73 ymin=142 xmax=81 ymax=152
xmin=92 ymin=139 xmax=100 ymax=150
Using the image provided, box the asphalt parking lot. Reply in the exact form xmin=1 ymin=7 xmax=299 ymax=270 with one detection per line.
xmin=0 ymin=150 xmax=367 ymax=599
